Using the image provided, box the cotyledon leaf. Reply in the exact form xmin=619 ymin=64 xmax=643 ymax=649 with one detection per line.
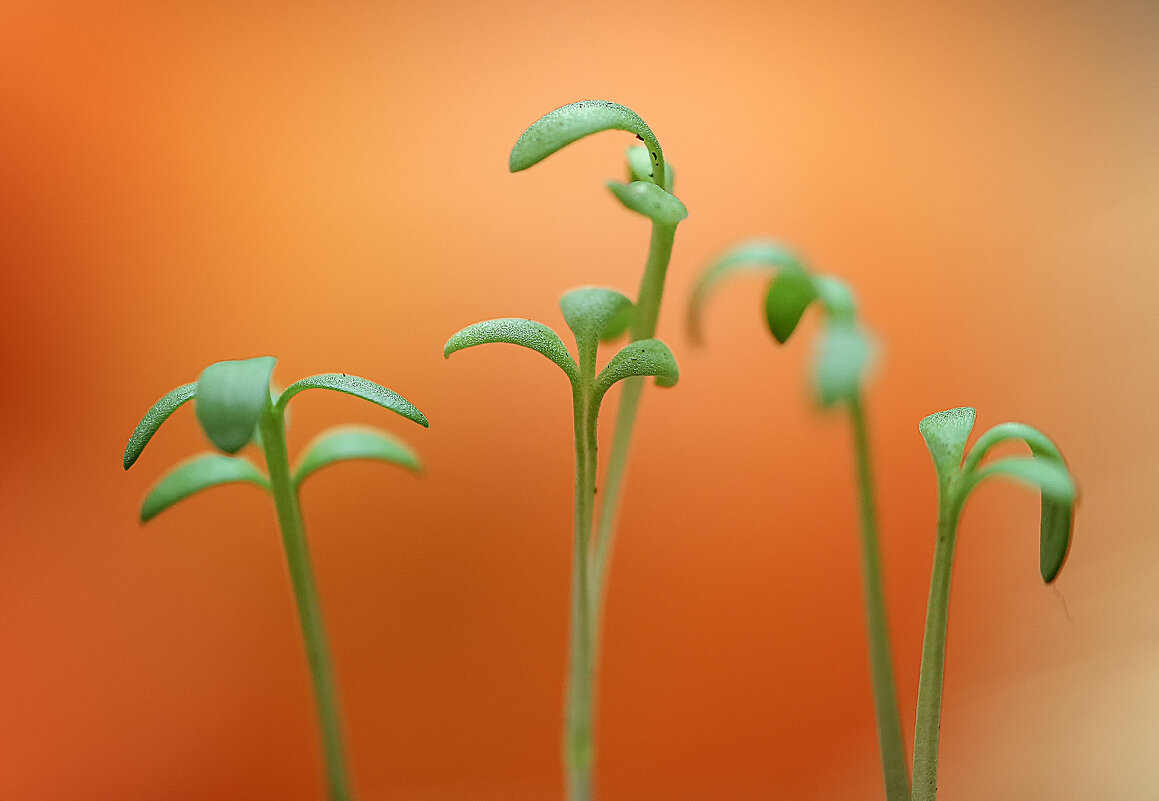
xmin=688 ymin=239 xmax=808 ymax=344
xmin=764 ymin=268 xmax=818 ymax=344
xmin=606 ymin=181 xmax=687 ymax=226
xmin=195 ymin=357 xmax=277 ymax=454
xmin=293 ymin=425 xmax=421 ymax=488
xmin=509 ymin=100 xmax=664 ymax=182
xmin=626 ymin=145 xmax=674 ymax=191
xmin=813 ymin=324 xmax=872 ymax=408
xmin=444 ymin=318 xmax=579 ymax=385
xmin=560 ymin=287 xmax=634 ymax=351
xmin=140 ymin=453 xmax=269 ymax=523
xmin=124 ymin=382 xmax=196 ymax=470
xmin=918 ymin=407 xmax=978 ymax=483
xmin=594 ymin=338 xmax=680 ymax=398
xmin=275 ymin=373 xmax=429 ymax=428
xmin=971 ymin=456 xmax=1075 ymax=502
xmin=812 ymin=275 xmax=858 ymax=325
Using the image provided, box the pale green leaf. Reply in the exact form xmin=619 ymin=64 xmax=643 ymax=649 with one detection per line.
xmin=625 ymin=144 xmax=674 ymax=191
xmin=560 ymin=287 xmax=634 ymax=350
xmin=293 ymin=425 xmax=421 ymax=487
xmin=764 ymin=269 xmax=818 ymax=344
xmin=973 ymin=456 xmax=1075 ymax=501
xmin=813 ymin=324 xmax=872 ymax=407
xmin=123 ymin=382 xmax=196 ymax=470
xmin=444 ymin=318 xmax=579 ymax=385
xmin=275 ymin=373 xmax=429 ymax=428
xmin=606 ymin=181 xmax=687 ymax=225
xmin=811 ymin=275 xmax=858 ymax=324
xmin=140 ymin=453 xmax=268 ymax=523
xmin=594 ymin=338 xmax=679 ymax=397
xmin=195 ymin=357 xmax=277 ymax=454
xmin=918 ymin=407 xmax=977 ymax=482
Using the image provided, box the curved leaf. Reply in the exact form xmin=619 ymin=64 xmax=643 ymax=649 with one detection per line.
xmin=560 ymin=287 xmax=634 ymax=350
xmin=293 ymin=425 xmax=421 ymax=487
xmin=276 ymin=374 xmax=429 ymax=428
xmin=961 ymin=421 xmax=1065 ymax=475
xmin=918 ymin=406 xmax=977 ymax=482
xmin=606 ymin=181 xmax=687 ymax=225
xmin=764 ymin=269 xmax=818 ymax=344
xmin=594 ymin=339 xmax=680 ymax=397
xmin=140 ymin=453 xmax=269 ymax=523
xmin=812 ymin=275 xmax=858 ymax=324
xmin=1038 ymin=495 xmax=1074 ymax=583
xmin=972 ymin=456 xmax=1075 ymax=502
xmin=444 ymin=318 xmax=579 ymax=385
xmin=509 ymin=100 xmax=665 ymax=184
xmin=195 ymin=357 xmax=277 ymax=454
xmin=687 ymin=239 xmax=808 ymax=344
xmin=626 ymin=145 xmax=674 ymax=191
xmin=813 ymin=324 xmax=872 ymax=407
xmin=123 ymin=382 xmax=196 ymax=470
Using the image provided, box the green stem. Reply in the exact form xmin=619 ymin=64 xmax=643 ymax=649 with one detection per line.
xmin=911 ymin=487 xmax=964 ymax=801
xmin=848 ymin=396 xmax=910 ymax=801
xmin=259 ymin=407 xmax=352 ymax=801
xmin=590 ymin=220 xmax=678 ymax=615
xmin=565 ymin=344 xmax=600 ymax=801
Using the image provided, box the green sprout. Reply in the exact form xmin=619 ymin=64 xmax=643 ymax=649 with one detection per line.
xmin=123 ymin=357 xmax=429 ymax=801
xmin=913 ymin=406 xmax=1075 ymax=801
xmin=688 ymin=240 xmax=907 ymax=800
xmin=445 ymin=287 xmax=679 ymax=801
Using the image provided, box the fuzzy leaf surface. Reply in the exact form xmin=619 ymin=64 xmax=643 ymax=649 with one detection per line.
xmin=195 ymin=357 xmax=277 ymax=454
xmin=140 ymin=453 xmax=268 ymax=522
xmin=560 ymin=287 xmax=634 ymax=348
xmin=444 ymin=318 xmax=579 ymax=384
xmin=919 ymin=407 xmax=977 ymax=482
xmin=688 ymin=239 xmax=807 ymax=343
xmin=276 ymin=373 xmax=429 ymax=428
xmin=595 ymin=339 xmax=679 ymax=396
xmin=124 ymin=382 xmax=196 ymax=470
xmin=509 ymin=100 xmax=663 ymax=179
xmin=606 ymin=181 xmax=687 ymax=225
xmin=764 ymin=269 xmax=818 ymax=344
xmin=294 ymin=425 xmax=421 ymax=487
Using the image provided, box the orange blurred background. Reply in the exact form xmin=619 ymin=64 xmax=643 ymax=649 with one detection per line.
xmin=2 ymin=2 xmax=1158 ymax=799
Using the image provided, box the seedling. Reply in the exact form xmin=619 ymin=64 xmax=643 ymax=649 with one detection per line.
xmin=688 ymin=240 xmax=907 ymax=800
xmin=123 ymin=357 xmax=429 ymax=801
xmin=445 ymin=287 xmax=679 ymax=801
xmin=689 ymin=242 xmax=1077 ymax=801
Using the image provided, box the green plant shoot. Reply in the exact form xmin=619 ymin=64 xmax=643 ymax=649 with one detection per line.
xmin=688 ymin=239 xmax=908 ymax=801
xmin=912 ymin=407 xmax=1075 ymax=801
xmin=124 ymin=357 xmax=429 ymax=801
xmin=445 ymin=287 xmax=679 ymax=801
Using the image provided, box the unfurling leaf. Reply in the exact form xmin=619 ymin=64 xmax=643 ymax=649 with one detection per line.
xmin=813 ymin=324 xmax=872 ymax=407
xmin=594 ymin=339 xmax=679 ymax=397
xmin=444 ymin=318 xmax=579 ymax=385
xmin=124 ymin=382 xmax=197 ymax=470
xmin=509 ymin=100 xmax=664 ymax=182
xmin=140 ymin=453 xmax=269 ymax=523
xmin=275 ymin=374 xmax=429 ymax=428
xmin=195 ymin=357 xmax=278 ymax=454
xmin=764 ymin=269 xmax=817 ymax=344
xmin=560 ymin=287 xmax=634 ymax=351
xmin=293 ymin=425 xmax=421 ymax=487
xmin=918 ymin=407 xmax=977 ymax=482
xmin=625 ymin=145 xmax=674 ymax=191
xmin=606 ymin=181 xmax=687 ymax=225
xmin=687 ymin=239 xmax=807 ymax=344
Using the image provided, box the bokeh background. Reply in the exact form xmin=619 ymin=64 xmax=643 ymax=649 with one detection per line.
xmin=3 ymin=2 xmax=1157 ymax=799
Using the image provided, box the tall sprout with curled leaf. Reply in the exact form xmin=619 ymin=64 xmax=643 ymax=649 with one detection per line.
xmin=510 ymin=100 xmax=687 ymax=635
xmin=123 ymin=357 xmax=429 ymax=801
xmin=688 ymin=240 xmax=909 ymax=801
xmin=445 ymin=287 xmax=678 ymax=801
xmin=912 ymin=407 xmax=1074 ymax=801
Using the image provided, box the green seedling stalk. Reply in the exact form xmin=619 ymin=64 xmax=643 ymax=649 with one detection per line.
xmin=258 ymin=404 xmax=352 ymax=801
xmin=849 ymin=395 xmax=910 ymax=801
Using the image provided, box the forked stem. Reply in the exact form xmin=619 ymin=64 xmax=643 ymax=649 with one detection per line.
xmin=848 ymin=396 xmax=910 ymax=801
xmin=259 ymin=406 xmax=352 ymax=801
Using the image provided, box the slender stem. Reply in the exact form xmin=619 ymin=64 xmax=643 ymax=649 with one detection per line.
xmin=590 ymin=220 xmax=678 ymax=613
xmin=848 ymin=396 xmax=910 ymax=801
xmin=565 ymin=343 xmax=600 ymax=801
xmin=911 ymin=487 xmax=964 ymax=801
xmin=259 ymin=407 xmax=352 ymax=801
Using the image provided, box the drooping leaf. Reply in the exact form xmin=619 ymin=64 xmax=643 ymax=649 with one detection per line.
xmin=444 ymin=318 xmax=579 ymax=385
xmin=813 ymin=324 xmax=872 ymax=407
xmin=1039 ymin=495 xmax=1074 ymax=583
xmin=625 ymin=145 xmax=674 ymax=191
xmin=293 ymin=425 xmax=421 ymax=487
xmin=961 ymin=422 xmax=1065 ymax=475
xmin=687 ymin=239 xmax=808 ymax=344
xmin=606 ymin=181 xmax=687 ymax=225
xmin=140 ymin=453 xmax=269 ymax=523
xmin=811 ymin=275 xmax=858 ymax=324
xmin=560 ymin=287 xmax=634 ymax=351
xmin=594 ymin=338 xmax=680 ymax=397
xmin=509 ymin=100 xmax=664 ymax=184
xmin=600 ymin=303 xmax=634 ymax=342
xmin=123 ymin=382 xmax=197 ymax=470
xmin=764 ymin=269 xmax=818 ymax=344
xmin=275 ymin=374 xmax=429 ymax=428
xmin=918 ymin=407 xmax=977 ymax=482
xmin=195 ymin=357 xmax=277 ymax=454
